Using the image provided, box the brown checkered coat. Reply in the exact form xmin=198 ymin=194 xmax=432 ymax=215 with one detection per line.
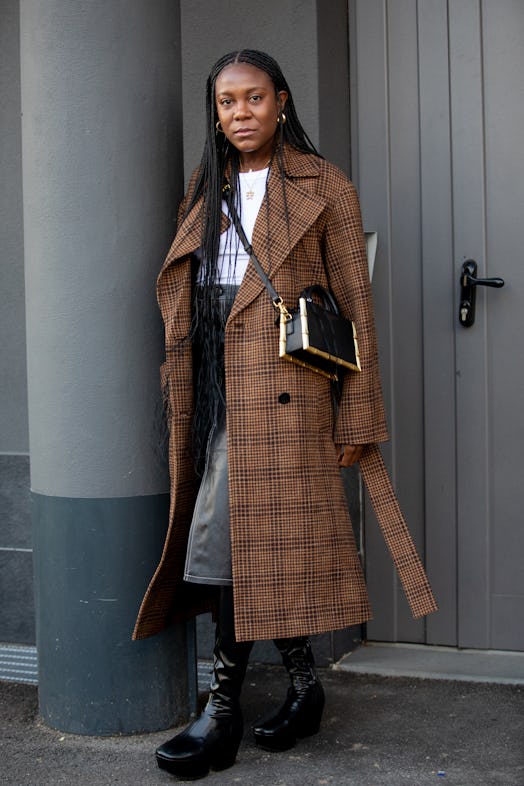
xmin=133 ymin=147 xmax=437 ymax=642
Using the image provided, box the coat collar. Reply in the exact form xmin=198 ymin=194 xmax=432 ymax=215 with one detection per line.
xmin=159 ymin=146 xmax=327 ymax=317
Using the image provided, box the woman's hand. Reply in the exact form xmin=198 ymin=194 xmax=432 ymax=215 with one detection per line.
xmin=336 ymin=444 xmax=364 ymax=467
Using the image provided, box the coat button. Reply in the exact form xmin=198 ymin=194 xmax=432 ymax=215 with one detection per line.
xmin=278 ymin=392 xmax=291 ymax=405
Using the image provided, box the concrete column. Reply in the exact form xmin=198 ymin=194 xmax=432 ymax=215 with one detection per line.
xmin=20 ymin=0 xmax=187 ymax=734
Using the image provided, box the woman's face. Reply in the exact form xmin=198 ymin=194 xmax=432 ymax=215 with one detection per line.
xmin=215 ymin=63 xmax=288 ymax=165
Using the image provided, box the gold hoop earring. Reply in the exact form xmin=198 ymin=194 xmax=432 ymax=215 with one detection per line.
xmin=277 ymin=112 xmax=287 ymax=125
xmin=216 ymin=120 xmax=224 ymax=133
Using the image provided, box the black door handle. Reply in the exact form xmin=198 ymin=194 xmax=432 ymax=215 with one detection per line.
xmin=459 ymin=260 xmax=505 ymax=327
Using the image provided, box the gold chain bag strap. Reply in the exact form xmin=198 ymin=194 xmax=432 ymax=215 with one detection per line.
xmin=223 ymin=183 xmax=361 ymax=381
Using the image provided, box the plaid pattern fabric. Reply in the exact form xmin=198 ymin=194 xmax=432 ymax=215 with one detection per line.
xmin=360 ymin=445 xmax=437 ymax=618
xmin=133 ymin=146 xmax=437 ymax=642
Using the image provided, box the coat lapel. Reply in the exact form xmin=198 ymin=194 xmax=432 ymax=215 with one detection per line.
xmin=159 ymin=202 xmax=229 ymax=274
xmin=229 ymin=150 xmax=327 ymax=320
xmin=159 ymin=147 xmax=327 ymax=319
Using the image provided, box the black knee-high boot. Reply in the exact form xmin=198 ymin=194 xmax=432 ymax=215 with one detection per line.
xmin=252 ymin=636 xmax=325 ymax=752
xmin=156 ymin=588 xmax=253 ymax=779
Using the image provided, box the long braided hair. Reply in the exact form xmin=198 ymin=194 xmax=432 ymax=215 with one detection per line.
xmin=189 ymin=50 xmax=321 ymax=472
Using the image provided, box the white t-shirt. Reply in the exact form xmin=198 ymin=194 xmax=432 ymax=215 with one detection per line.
xmin=196 ymin=167 xmax=269 ymax=285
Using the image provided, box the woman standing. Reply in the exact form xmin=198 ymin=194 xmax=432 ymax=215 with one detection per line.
xmin=133 ymin=50 xmax=436 ymax=780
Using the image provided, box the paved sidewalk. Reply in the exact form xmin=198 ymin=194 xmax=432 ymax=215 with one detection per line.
xmin=2 ymin=666 xmax=523 ymax=786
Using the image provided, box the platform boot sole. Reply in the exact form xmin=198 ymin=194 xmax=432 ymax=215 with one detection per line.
xmin=253 ymin=714 xmax=322 ymax=752
xmin=156 ymin=742 xmax=240 ymax=779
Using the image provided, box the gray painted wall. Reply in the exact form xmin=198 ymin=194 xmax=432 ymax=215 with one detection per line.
xmin=179 ymin=0 xmax=351 ymax=180
xmin=180 ymin=0 xmax=321 ymax=181
xmin=349 ymin=0 xmax=427 ymax=645
xmin=1 ymin=0 xmax=28 ymax=453
xmin=0 ymin=0 xmax=33 ymax=645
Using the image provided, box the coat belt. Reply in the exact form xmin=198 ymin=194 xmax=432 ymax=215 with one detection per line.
xmin=359 ymin=444 xmax=438 ymax=619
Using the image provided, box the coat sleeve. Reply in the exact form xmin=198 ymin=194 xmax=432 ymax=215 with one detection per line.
xmin=322 ymin=181 xmax=389 ymax=445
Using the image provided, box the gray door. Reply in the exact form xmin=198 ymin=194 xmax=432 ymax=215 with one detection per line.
xmin=350 ymin=0 xmax=524 ymax=650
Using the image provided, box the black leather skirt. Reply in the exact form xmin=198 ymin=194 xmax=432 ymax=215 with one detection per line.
xmin=184 ymin=411 xmax=231 ymax=585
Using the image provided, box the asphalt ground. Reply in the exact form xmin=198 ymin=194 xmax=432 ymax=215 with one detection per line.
xmin=2 ymin=666 xmax=523 ymax=786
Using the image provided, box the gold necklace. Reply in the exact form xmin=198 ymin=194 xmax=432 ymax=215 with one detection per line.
xmin=240 ymin=160 xmax=271 ymax=200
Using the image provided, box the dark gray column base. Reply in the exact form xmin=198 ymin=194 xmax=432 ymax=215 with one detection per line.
xmin=32 ymin=492 xmax=188 ymax=735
